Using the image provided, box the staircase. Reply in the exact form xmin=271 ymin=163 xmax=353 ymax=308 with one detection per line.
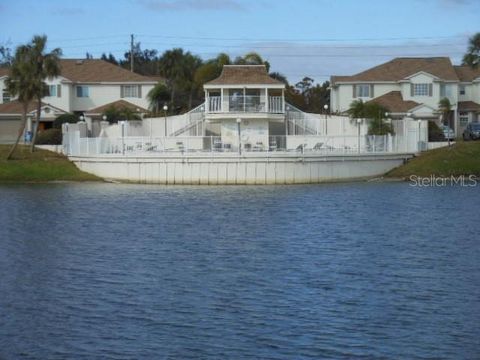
xmin=285 ymin=103 xmax=318 ymax=135
xmin=170 ymin=103 xmax=206 ymax=137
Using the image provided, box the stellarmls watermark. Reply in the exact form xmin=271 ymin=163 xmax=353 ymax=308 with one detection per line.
xmin=409 ymin=175 xmax=478 ymax=187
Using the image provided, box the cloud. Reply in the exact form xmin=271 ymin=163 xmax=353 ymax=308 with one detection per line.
xmin=138 ymin=0 xmax=246 ymax=12
xmin=53 ymin=7 xmax=86 ymax=16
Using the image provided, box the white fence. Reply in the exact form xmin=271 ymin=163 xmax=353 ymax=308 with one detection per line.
xmin=64 ymin=132 xmax=419 ymax=157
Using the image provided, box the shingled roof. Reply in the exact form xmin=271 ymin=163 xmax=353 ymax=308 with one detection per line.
xmin=367 ymin=91 xmax=420 ymax=113
xmin=332 ymin=57 xmax=459 ymax=84
xmin=85 ymin=99 xmax=149 ymax=115
xmin=58 ymin=59 xmax=158 ymax=83
xmin=0 ymin=60 xmax=159 ymax=83
xmin=458 ymin=101 xmax=480 ymax=112
xmin=454 ymin=65 xmax=480 ymax=82
xmin=205 ymin=65 xmax=284 ymax=86
xmin=0 ymin=100 xmax=65 ymax=115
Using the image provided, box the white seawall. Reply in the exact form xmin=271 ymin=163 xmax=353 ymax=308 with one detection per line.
xmin=70 ymin=153 xmax=412 ymax=184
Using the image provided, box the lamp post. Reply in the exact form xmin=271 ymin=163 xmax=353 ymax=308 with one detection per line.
xmin=357 ymin=118 xmax=362 ymax=153
xmin=236 ymin=118 xmax=242 ymax=155
xmin=102 ymin=115 xmax=107 ymax=122
xmin=323 ymin=104 xmax=329 ymax=135
xmin=163 ymin=104 xmax=168 ymax=137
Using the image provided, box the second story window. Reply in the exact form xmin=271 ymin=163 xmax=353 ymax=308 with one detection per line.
xmin=47 ymin=85 xmax=57 ymax=97
xmin=121 ymin=85 xmax=141 ymax=98
xmin=2 ymin=90 xmax=11 ymax=103
xmin=76 ymin=86 xmax=89 ymax=98
xmin=412 ymin=83 xmax=432 ymax=96
xmin=459 ymin=85 xmax=466 ymax=95
xmin=354 ymin=84 xmax=373 ymax=98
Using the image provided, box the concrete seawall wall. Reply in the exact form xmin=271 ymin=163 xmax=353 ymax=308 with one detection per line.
xmin=71 ymin=153 xmax=411 ymax=184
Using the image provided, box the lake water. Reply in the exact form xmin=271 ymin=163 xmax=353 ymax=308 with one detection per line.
xmin=0 ymin=182 xmax=479 ymax=359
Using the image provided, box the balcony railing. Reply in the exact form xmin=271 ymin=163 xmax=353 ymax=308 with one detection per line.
xmin=207 ymin=96 xmax=284 ymax=114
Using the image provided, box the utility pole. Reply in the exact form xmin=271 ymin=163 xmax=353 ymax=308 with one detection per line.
xmin=130 ymin=34 xmax=134 ymax=72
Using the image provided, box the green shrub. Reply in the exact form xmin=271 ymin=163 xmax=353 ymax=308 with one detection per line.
xmin=428 ymin=121 xmax=446 ymax=142
xmin=35 ymin=128 xmax=62 ymax=145
xmin=53 ymin=113 xmax=79 ymax=129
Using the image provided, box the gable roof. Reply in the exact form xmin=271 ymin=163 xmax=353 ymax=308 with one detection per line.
xmin=332 ymin=57 xmax=459 ymax=83
xmin=0 ymin=60 xmax=158 ymax=83
xmin=458 ymin=101 xmax=480 ymax=112
xmin=367 ymin=91 xmax=420 ymax=113
xmin=85 ymin=99 xmax=149 ymax=115
xmin=454 ymin=65 xmax=480 ymax=82
xmin=205 ymin=65 xmax=284 ymax=86
xmin=59 ymin=59 xmax=157 ymax=83
xmin=0 ymin=100 xmax=65 ymax=115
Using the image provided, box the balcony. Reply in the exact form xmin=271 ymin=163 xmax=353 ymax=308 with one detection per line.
xmin=207 ymin=96 xmax=284 ymax=114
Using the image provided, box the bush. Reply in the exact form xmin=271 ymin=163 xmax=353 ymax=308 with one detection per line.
xmin=53 ymin=113 xmax=79 ymax=129
xmin=35 ymin=128 xmax=62 ymax=145
xmin=428 ymin=121 xmax=446 ymax=142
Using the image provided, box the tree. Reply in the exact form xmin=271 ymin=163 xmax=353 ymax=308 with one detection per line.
xmin=462 ymin=33 xmax=480 ymax=69
xmin=347 ymin=100 xmax=393 ymax=135
xmin=269 ymin=72 xmax=289 ymax=86
xmin=438 ymin=97 xmax=452 ymax=145
xmin=158 ymin=48 xmax=189 ymax=113
xmin=234 ymin=52 xmax=270 ymax=71
xmin=0 ymin=45 xmax=13 ymax=67
xmin=27 ymin=35 xmax=62 ymax=152
xmin=147 ymin=83 xmax=170 ymax=114
xmin=101 ymin=53 xmax=119 ymax=65
xmin=181 ymin=53 xmax=203 ymax=109
xmin=4 ymin=46 xmax=38 ymax=159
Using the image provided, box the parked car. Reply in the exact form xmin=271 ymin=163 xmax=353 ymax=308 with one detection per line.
xmin=463 ymin=123 xmax=480 ymax=141
xmin=441 ymin=125 xmax=455 ymax=140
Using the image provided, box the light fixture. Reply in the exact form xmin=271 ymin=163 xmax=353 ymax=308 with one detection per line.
xmin=323 ymin=104 xmax=329 ymax=110
xmin=163 ymin=104 xmax=168 ymax=111
xmin=102 ymin=115 xmax=107 ymax=121
xmin=357 ymin=118 xmax=362 ymax=124
xmin=79 ymin=115 xmax=85 ymax=121
xmin=236 ymin=118 xmax=241 ymax=123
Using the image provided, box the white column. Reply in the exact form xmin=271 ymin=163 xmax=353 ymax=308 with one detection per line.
xmin=220 ymin=88 xmax=224 ymax=112
xmin=282 ymin=89 xmax=285 ymax=113
xmin=205 ymin=90 xmax=209 ymax=112
xmin=265 ymin=88 xmax=269 ymax=113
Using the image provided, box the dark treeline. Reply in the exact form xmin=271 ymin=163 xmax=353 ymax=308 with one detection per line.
xmin=98 ymin=43 xmax=330 ymax=115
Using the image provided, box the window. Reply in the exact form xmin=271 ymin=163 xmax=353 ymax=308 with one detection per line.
xmin=413 ymin=83 xmax=430 ymax=96
xmin=459 ymin=85 xmax=466 ymax=96
xmin=47 ymin=85 xmax=57 ymax=97
xmin=354 ymin=84 xmax=372 ymax=98
xmin=121 ymin=85 xmax=141 ymax=98
xmin=459 ymin=112 xmax=469 ymax=125
xmin=2 ymin=90 xmax=10 ymax=103
xmin=76 ymin=86 xmax=89 ymax=97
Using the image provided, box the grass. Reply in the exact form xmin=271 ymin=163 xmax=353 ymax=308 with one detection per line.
xmin=386 ymin=140 xmax=480 ymax=178
xmin=0 ymin=144 xmax=102 ymax=183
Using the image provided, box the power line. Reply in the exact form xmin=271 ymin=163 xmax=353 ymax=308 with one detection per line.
xmin=136 ymin=33 xmax=467 ymax=43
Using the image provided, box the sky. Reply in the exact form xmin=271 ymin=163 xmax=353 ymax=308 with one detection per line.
xmin=0 ymin=0 xmax=479 ymax=84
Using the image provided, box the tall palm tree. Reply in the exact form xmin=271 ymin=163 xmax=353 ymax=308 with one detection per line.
xmin=4 ymin=46 xmax=38 ymax=160
xmin=462 ymin=33 xmax=480 ymax=69
xmin=181 ymin=53 xmax=203 ymax=109
xmin=438 ymin=97 xmax=452 ymax=146
xmin=28 ymin=35 xmax=62 ymax=152
xmin=158 ymin=48 xmax=188 ymax=112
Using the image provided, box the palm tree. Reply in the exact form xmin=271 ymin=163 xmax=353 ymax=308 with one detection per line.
xmin=347 ymin=99 xmax=367 ymax=120
xmin=438 ymin=97 xmax=452 ymax=145
xmin=4 ymin=46 xmax=38 ymax=160
xmin=347 ymin=100 xmax=392 ymax=135
xmin=181 ymin=53 xmax=203 ymax=109
xmin=462 ymin=33 xmax=480 ymax=69
xmin=27 ymin=35 xmax=62 ymax=152
xmin=158 ymin=48 xmax=188 ymax=112
xmin=147 ymin=83 xmax=170 ymax=114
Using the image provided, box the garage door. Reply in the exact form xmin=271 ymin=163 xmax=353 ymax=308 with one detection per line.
xmin=0 ymin=118 xmax=22 ymax=144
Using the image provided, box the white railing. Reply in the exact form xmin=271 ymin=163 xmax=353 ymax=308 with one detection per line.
xmin=207 ymin=96 xmax=284 ymax=114
xmin=65 ymin=134 xmax=416 ymax=157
